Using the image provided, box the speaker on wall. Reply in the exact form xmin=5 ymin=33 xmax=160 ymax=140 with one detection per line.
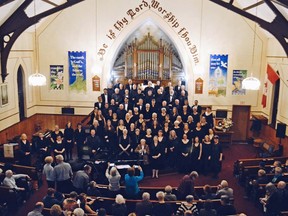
xmin=276 ymin=123 xmax=286 ymax=138
xmin=61 ymin=107 xmax=74 ymax=115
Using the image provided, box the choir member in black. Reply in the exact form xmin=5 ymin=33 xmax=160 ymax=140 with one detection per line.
xmin=173 ymin=120 xmax=182 ymax=139
xmin=64 ymin=121 xmax=74 ymax=161
xmin=202 ymin=107 xmax=215 ymax=128
xmin=109 ymin=98 xmax=118 ymax=113
xmin=118 ymin=83 xmax=125 ymax=98
xmin=200 ymin=116 xmax=210 ymax=136
xmin=151 ymin=112 xmax=158 ymax=123
xmin=173 ymin=99 xmax=181 ymax=112
xmin=182 ymin=123 xmax=193 ymax=140
xmin=181 ymin=105 xmax=190 ymax=123
xmin=187 ymin=115 xmax=196 ymax=131
xmin=179 ymin=90 xmax=188 ymax=106
xmin=168 ymin=130 xmax=179 ymax=168
xmin=131 ymin=128 xmax=142 ymax=150
xmin=123 ymin=97 xmax=132 ymax=112
xmin=129 ymin=123 xmax=138 ymax=152
xmin=89 ymin=107 xmax=98 ymax=125
xmin=170 ymin=107 xmax=179 ymax=124
xmin=136 ymin=98 xmax=145 ymax=114
xmin=208 ymin=128 xmax=215 ymax=141
xmin=151 ymin=120 xmax=161 ymax=137
xmin=157 ymin=130 xmax=167 ymax=153
xmin=158 ymin=108 xmax=167 ymax=125
xmin=131 ymin=107 xmax=140 ymax=124
xmin=53 ymin=135 xmax=65 ymax=159
xmin=161 ymin=100 xmax=170 ymax=114
xmin=176 ymin=115 xmax=184 ymax=129
xmin=144 ymin=128 xmax=153 ymax=147
xmin=116 ymin=104 xmax=126 ymax=121
xmin=150 ymin=136 xmax=164 ymax=178
xmin=136 ymin=114 xmax=145 ymax=129
xmin=135 ymin=139 xmax=150 ymax=167
xmin=95 ymin=109 xmax=106 ymax=133
xmin=191 ymin=136 xmax=202 ymax=173
xmin=166 ymin=89 xmax=176 ymax=108
xmin=50 ymin=124 xmax=63 ymax=147
xmin=155 ymin=88 xmax=164 ymax=108
xmin=104 ymin=108 xmax=113 ymax=121
xmin=85 ymin=129 xmax=102 ymax=159
xmin=139 ymin=121 xmax=148 ymax=138
xmin=111 ymin=113 xmax=119 ymax=130
xmin=74 ymin=123 xmax=86 ymax=159
xmin=112 ymin=88 xmax=122 ymax=105
xmin=94 ymin=96 xmax=103 ymax=110
xmin=174 ymin=80 xmax=182 ymax=96
xmin=191 ymin=106 xmax=200 ymax=126
xmin=104 ymin=120 xmax=117 ymax=155
xmin=116 ymin=119 xmax=125 ymax=137
xmin=191 ymin=100 xmax=202 ymax=115
xmin=202 ymin=135 xmax=213 ymax=175
xmin=134 ymin=89 xmax=145 ymax=107
xmin=102 ymin=104 xmax=111 ymax=119
xmin=210 ymin=135 xmax=223 ymax=179
xmin=144 ymin=89 xmax=154 ymax=105
xmin=130 ymin=84 xmax=138 ymax=105
xmin=123 ymin=89 xmax=130 ymax=100
xmin=37 ymin=132 xmax=50 ymax=163
xmin=90 ymin=119 xmax=101 ymax=136
xmin=183 ymin=99 xmax=191 ymax=112
xmin=125 ymin=79 xmax=133 ymax=91
xmin=124 ymin=113 xmax=133 ymax=131
xmin=162 ymin=122 xmax=170 ymax=140
xmin=178 ymin=134 xmax=192 ymax=173
xmin=101 ymin=88 xmax=111 ymax=105
xmin=143 ymin=103 xmax=152 ymax=124
xmin=150 ymin=98 xmax=158 ymax=114
xmin=163 ymin=114 xmax=172 ymax=128
xmin=118 ymin=129 xmax=132 ymax=159
xmin=144 ymin=81 xmax=154 ymax=95
xmin=19 ymin=133 xmax=32 ymax=166
xmin=194 ymin=122 xmax=205 ymax=142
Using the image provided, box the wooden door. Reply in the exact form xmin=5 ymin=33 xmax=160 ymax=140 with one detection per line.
xmin=232 ymin=105 xmax=251 ymax=141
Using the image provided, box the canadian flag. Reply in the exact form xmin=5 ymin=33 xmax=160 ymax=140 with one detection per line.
xmin=261 ymin=77 xmax=268 ymax=108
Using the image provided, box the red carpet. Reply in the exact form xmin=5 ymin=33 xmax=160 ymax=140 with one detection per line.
xmin=16 ymin=144 xmax=262 ymax=216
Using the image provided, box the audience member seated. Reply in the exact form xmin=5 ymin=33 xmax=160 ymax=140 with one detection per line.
xmin=200 ymin=185 xmax=216 ymax=200
xmin=63 ymin=191 xmax=79 ymax=212
xmin=177 ymin=171 xmax=199 ymax=200
xmin=152 ymin=191 xmax=173 ymax=216
xmin=271 ymin=167 xmax=285 ymax=183
xmin=135 ymin=192 xmax=153 ymax=216
xmin=105 ymin=163 xmax=121 ymax=196
xmin=78 ymin=193 xmax=97 ymax=214
xmin=50 ymin=204 xmax=63 ymax=216
xmin=215 ymin=180 xmax=234 ymax=199
xmin=111 ymin=194 xmax=127 ymax=216
xmin=42 ymin=188 xmax=64 ymax=208
xmin=72 ymin=165 xmax=92 ymax=194
xmin=259 ymin=183 xmax=280 ymax=216
xmin=3 ymin=169 xmax=31 ymax=202
xmin=27 ymin=202 xmax=44 ymax=216
xmin=73 ymin=208 xmax=85 ymax=216
xmin=42 ymin=156 xmax=55 ymax=189
xmin=86 ymin=181 xmax=101 ymax=197
xmin=176 ymin=195 xmax=199 ymax=216
xmin=97 ymin=208 xmax=107 ymax=216
xmin=217 ymin=195 xmax=236 ymax=216
xmin=277 ymin=181 xmax=288 ymax=211
xmin=199 ymin=200 xmax=217 ymax=216
xmin=125 ymin=165 xmax=144 ymax=199
xmin=164 ymin=185 xmax=177 ymax=201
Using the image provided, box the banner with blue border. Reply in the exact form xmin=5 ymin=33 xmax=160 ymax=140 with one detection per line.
xmin=68 ymin=51 xmax=86 ymax=92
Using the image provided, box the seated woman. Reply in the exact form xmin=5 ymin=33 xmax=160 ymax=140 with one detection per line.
xmin=111 ymin=194 xmax=127 ymax=216
xmin=78 ymin=193 xmax=97 ymax=214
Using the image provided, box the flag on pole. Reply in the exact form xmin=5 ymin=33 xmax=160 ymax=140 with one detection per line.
xmin=261 ymin=78 xmax=268 ymax=108
xmin=267 ymin=64 xmax=279 ymax=84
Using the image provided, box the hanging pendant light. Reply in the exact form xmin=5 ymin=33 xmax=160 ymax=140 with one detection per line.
xmin=242 ymin=5 xmax=260 ymax=90
xmin=28 ymin=0 xmax=47 ymax=86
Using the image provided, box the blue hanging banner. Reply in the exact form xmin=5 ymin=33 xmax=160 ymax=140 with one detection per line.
xmin=208 ymin=54 xmax=228 ymax=97
xmin=68 ymin=51 xmax=86 ymax=92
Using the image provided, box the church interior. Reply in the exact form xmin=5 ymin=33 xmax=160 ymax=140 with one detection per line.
xmin=0 ymin=0 xmax=288 ymax=215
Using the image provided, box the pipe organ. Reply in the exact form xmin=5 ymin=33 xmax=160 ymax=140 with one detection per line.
xmin=113 ymin=33 xmax=183 ymax=83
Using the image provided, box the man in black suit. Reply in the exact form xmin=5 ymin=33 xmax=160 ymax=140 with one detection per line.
xmin=125 ymin=79 xmax=133 ymax=92
xmin=135 ymin=192 xmax=153 ymax=216
xmin=174 ymin=80 xmax=182 ymax=96
xmin=112 ymin=88 xmax=123 ymax=105
xmin=94 ymin=96 xmax=103 ymax=110
xmin=116 ymin=104 xmax=127 ymax=120
xmin=191 ymin=100 xmax=202 ymax=114
xmin=165 ymin=89 xmax=176 ymax=108
xmin=101 ymin=88 xmax=111 ymax=105
xmin=123 ymin=97 xmax=133 ymax=112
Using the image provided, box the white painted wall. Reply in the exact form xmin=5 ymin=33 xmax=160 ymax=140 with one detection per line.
xmin=1 ymin=0 xmax=287 ymax=133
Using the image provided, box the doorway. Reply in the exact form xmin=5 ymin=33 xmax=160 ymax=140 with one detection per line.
xmin=232 ymin=105 xmax=251 ymax=141
xmin=17 ymin=66 xmax=26 ymax=121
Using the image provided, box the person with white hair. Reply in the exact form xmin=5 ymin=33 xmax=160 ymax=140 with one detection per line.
xmin=73 ymin=208 xmax=85 ymax=216
xmin=53 ymin=155 xmax=73 ymax=193
xmin=111 ymin=194 xmax=127 ymax=216
xmin=135 ymin=192 xmax=153 ymax=216
xmin=176 ymin=195 xmax=198 ymax=216
xmin=105 ymin=162 xmax=121 ymax=195
xmin=216 ymin=180 xmax=234 ymax=199
xmin=3 ymin=169 xmax=31 ymax=202
xmin=152 ymin=191 xmax=173 ymax=216
xmin=27 ymin=202 xmax=44 ymax=216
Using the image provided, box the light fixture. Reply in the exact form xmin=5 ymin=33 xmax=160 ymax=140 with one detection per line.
xmin=28 ymin=0 xmax=47 ymax=86
xmin=242 ymin=4 xmax=260 ymax=90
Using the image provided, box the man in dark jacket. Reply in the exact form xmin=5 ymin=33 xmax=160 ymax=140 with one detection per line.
xmin=135 ymin=192 xmax=153 ymax=216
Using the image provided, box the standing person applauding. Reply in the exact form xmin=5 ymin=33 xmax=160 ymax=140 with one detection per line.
xmin=125 ymin=165 xmax=144 ymax=199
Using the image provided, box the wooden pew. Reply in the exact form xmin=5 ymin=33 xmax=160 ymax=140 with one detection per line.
xmin=95 ymin=184 xmax=218 ymax=200
xmin=0 ymin=185 xmax=23 ymax=210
